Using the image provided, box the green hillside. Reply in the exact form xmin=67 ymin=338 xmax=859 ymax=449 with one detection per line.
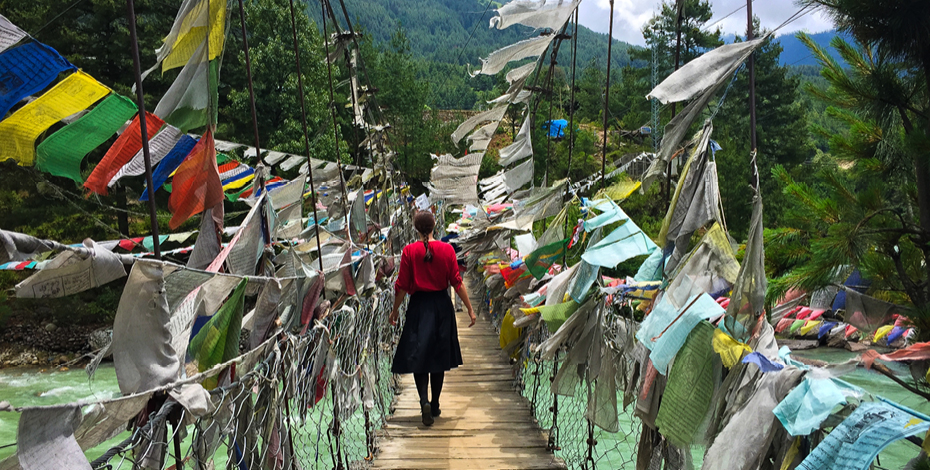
xmin=308 ymin=0 xmax=637 ymax=109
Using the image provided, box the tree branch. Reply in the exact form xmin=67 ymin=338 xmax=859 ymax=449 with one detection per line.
xmin=888 ymin=240 xmax=927 ymax=308
xmin=872 ymin=362 xmax=930 ymax=401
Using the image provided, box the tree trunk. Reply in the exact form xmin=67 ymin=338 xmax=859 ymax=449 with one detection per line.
xmin=917 ymin=52 xmax=930 ymax=307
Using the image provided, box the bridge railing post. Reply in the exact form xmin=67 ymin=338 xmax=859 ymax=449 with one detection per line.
xmin=547 ymin=349 xmax=560 ymax=452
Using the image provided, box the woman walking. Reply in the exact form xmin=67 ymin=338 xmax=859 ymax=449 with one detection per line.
xmin=389 ymin=211 xmax=476 ymax=426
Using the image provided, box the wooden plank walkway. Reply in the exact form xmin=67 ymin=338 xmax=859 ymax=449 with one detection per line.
xmin=373 ymin=309 xmax=566 ymax=470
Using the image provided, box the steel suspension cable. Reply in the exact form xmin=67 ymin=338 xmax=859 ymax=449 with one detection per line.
xmin=287 ymin=0 xmax=326 ymax=278
xmin=565 ymin=8 xmax=579 ymax=183
xmin=320 ymin=0 xmax=351 ymax=232
xmin=600 ymin=0 xmax=616 ymax=193
xmin=235 ymin=0 xmax=263 ymax=170
xmin=125 ymin=0 xmax=161 ymax=259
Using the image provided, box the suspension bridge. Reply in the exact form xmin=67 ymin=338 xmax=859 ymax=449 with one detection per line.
xmin=374 ymin=309 xmax=567 ymax=470
xmin=2 ymin=0 xmax=927 ymax=468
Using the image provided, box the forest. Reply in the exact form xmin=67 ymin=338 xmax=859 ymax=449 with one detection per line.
xmin=1 ymin=0 xmax=930 ymax=344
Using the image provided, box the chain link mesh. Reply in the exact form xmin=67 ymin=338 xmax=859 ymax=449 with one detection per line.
xmin=1 ymin=275 xmax=404 ymax=470
xmin=477 ymin=270 xmax=644 ymax=470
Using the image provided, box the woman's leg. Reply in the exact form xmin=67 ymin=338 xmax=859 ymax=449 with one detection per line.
xmin=430 ymin=371 xmax=444 ymax=412
xmin=413 ymin=373 xmax=429 ymax=405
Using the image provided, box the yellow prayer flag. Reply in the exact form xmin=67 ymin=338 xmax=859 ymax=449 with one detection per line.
xmin=780 ymin=437 xmax=800 ymax=470
xmin=0 ymin=71 xmax=108 ymax=166
xmin=499 ymin=311 xmax=523 ymax=358
xmin=873 ymin=324 xmax=895 ymax=343
xmin=162 ymin=0 xmax=226 ymax=72
xmin=712 ymin=328 xmax=752 ymax=368
xmin=800 ymin=320 xmax=822 ymax=336
xmin=222 ymin=172 xmax=254 ymax=190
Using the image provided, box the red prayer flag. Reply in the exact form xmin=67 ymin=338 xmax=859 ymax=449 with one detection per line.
xmin=83 ymin=112 xmax=164 ymax=195
xmin=168 ymin=129 xmax=222 ymax=229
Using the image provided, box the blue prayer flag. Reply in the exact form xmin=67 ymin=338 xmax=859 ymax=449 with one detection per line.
xmin=140 ymin=135 xmax=198 ymax=201
xmin=0 ymin=42 xmax=72 ymax=120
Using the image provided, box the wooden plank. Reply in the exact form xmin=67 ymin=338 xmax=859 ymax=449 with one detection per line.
xmin=376 ymin=437 xmax=546 ymax=449
xmin=376 ymin=446 xmax=553 ymax=459
xmin=391 ymin=399 xmax=529 ymax=409
xmin=392 ymin=399 xmax=529 ymax=408
xmin=371 ymin=457 xmax=566 ymax=470
xmin=378 ymin=429 xmax=549 ymax=440
xmin=382 ymin=420 xmax=539 ymax=431
xmin=389 ymin=412 xmax=538 ymax=423
xmin=372 ymin=311 xmax=564 ymax=470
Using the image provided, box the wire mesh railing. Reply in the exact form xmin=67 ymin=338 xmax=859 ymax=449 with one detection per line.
xmin=476 ymin=268 xmax=647 ymax=470
xmin=1 ymin=280 xmax=403 ymax=470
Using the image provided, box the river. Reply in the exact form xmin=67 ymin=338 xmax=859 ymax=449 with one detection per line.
xmin=1 ymin=349 xmax=929 ymax=468
xmin=0 ymin=364 xmax=125 ymax=462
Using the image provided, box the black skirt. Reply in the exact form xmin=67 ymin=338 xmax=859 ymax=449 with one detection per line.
xmin=392 ymin=289 xmax=464 ymax=374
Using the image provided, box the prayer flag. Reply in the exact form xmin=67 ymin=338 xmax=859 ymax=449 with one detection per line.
xmin=108 ymin=124 xmax=183 ymax=187
xmin=140 ymin=135 xmax=198 ymax=201
xmin=155 ymin=43 xmax=218 ymax=131
xmin=160 ymin=0 xmax=226 ymax=73
xmin=655 ymin=321 xmax=715 ymax=448
xmin=220 ymin=164 xmax=255 ymax=190
xmin=741 ymin=352 xmax=784 ymax=372
xmin=36 ymin=94 xmax=137 ymax=182
xmin=0 ymin=41 xmax=72 ymax=120
xmin=501 ymin=262 xmax=531 ymax=288
xmin=524 ymin=238 xmax=568 ymax=279
xmin=0 ymin=71 xmax=108 ymax=166
xmin=225 ymin=183 xmax=252 ymax=202
xmin=797 ymin=401 xmax=930 ymax=469
xmin=0 ymin=15 xmax=26 ymax=53
xmin=84 ymin=112 xmax=164 ymax=195
xmin=581 ymin=223 xmax=657 ymax=268
xmin=712 ymin=328 xmax=752 ymax=368
xmin=539 ymin=300 xmax=579 ymax=333
xmin=168 ymin=129 xmax=222 ymax=229
xmin=187 ymin=277 xmax=247 ymax=390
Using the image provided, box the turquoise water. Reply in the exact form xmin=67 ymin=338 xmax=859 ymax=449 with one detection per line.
xmin=2 ymin=349 xmax=929 ymax=468
xmin=793 ymin=348 xmax=930 ymax=470
xmin=0 ymin=360 xmax=391 ymax=469
xmin=521 ymin=348 xmax=930 ymax=469
xmin=0 ymin=364 xmax=125 ymax=462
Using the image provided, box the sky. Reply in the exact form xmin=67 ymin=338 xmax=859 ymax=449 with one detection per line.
xmin=577 ymin=0 xmax=835 ymax=46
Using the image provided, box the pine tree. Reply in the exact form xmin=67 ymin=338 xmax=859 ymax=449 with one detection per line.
xmin=715 ymin=22 xmax=813 ymax=238
xmin=769 ymin=0 xmax=930 ymax=337
xmin=632 ymin=0 xmax=723 ymax=79
xmin=220 ymin=0 xmax=335 ymax=165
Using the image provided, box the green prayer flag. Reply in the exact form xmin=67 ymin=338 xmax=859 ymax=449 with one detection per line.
xmin=162 ymin=60 xmax=219 ymax=133
xmin=142 ymin=235 xmax=169 ymax=251
xmin=226 ymin=183 xmax=251 ymax=201
xmin=36 ymin=94 xmax=138 ymax=182
xmin=188 ymin=278 xmax=248 ymax=389
xmin=540 ymin=300 xmax=580 ymax=333
xmin=525 ymin=238 xmax=569 ymax=279
xmin=654 ymin=321 xmax=716 ymax=448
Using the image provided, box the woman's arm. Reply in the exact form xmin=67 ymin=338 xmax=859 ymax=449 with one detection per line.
xmin=453 ymin=283 xmax=476 ymax=327
xmin=389 ymin=288 xmax=406 ymax=326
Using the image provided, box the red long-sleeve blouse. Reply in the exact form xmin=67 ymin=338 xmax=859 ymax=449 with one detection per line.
xmin=394 ymin=240 xmax=463 ymax=294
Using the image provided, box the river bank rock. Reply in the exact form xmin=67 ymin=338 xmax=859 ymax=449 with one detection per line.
xmin=0 ymin=322 xmax=107 ymax=369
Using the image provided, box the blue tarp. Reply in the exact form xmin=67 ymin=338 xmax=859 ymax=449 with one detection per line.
xmin=542 ymin=119 xmax=568 ymax=139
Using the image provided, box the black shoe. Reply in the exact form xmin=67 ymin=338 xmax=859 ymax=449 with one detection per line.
xmin=430 ymin=402 xmax=441 ymax=417
xmin=421 ymin=403 xmax=434 ymax=426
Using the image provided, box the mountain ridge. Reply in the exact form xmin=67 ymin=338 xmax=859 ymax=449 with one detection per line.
xmin=309 ymin=0 xmax=636 ymax=70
